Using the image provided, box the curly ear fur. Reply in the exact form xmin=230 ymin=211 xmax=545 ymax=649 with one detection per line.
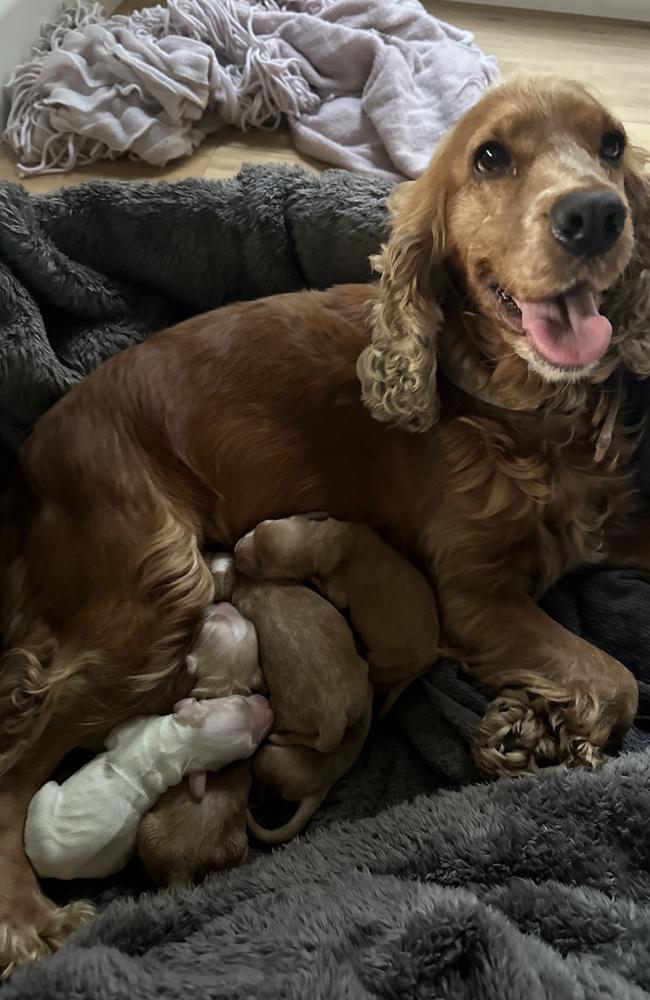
xmin=357 ymin=167 xmax=447 ymax=433
xmin=606 ymin=146 xmax=650 ymax=375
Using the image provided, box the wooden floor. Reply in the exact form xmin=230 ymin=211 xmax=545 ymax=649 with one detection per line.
xmin=1 ymin=1 xmax=649 ymax=194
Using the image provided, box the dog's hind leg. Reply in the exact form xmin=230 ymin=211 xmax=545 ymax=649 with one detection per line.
xmin=0 ymin=508 xmax=214 ymax=975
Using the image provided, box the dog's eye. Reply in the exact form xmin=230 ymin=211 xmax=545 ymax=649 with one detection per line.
xmin=600 ymin=131 xmax=625 ymax=163
xmin=473 ymin=141 xmax=511 ymax=175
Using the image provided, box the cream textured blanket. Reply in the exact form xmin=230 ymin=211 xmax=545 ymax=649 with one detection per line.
xmin=5 ymin=0 xmax=498 ymax=179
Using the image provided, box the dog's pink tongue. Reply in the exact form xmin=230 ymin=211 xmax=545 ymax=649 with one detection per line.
xmin=517 ymin=286 xmax=611 ymax=367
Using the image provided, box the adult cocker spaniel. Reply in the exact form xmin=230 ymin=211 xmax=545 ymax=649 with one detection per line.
xmin=1 ymin=76 xmax=650 ymax=972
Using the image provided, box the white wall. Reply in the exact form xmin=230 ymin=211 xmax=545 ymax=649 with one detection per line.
xmin=0 ymin=0 xmax=121 ymax=125
xmin=446 ymin=0 xmax=649 ymax=22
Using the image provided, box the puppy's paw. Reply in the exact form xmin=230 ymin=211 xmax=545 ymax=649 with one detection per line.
xmin=174 ymin=697 xmax=205 ymax=725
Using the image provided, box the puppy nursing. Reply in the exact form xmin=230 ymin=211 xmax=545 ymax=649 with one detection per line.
xmin=138 ymin=518 xmax=438 ymax=878
xmin=26 ymin=517 xmax=437 ymax=883
xmin=236 ymin=515 xmax=441 ymax=695
xmin=26 ymin=695 xmax=272 ymax=880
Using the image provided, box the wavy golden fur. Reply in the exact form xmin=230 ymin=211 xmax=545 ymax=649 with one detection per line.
xmin=1 ymin=76 xmax=650 ymax=973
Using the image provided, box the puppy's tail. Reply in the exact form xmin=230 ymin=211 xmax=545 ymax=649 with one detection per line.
xmin=246 ymin=791 xmax=326 ymax=845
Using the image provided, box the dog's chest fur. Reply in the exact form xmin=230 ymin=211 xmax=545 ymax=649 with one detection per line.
xmin=432 ymin=408 xmax=633 ymax=596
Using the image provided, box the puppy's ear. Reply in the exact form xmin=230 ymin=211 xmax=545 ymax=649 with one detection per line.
xmin=357 ymin=161 xmax=447 ymax=432
xmin=608 ymin=147 xmax=650 ymax=375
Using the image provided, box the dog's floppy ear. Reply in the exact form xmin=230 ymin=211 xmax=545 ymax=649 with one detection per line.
xmin=607 ymin=146 xmax=650 ymax=375
xmin=357 ymin=161 xmax=447 ymax=433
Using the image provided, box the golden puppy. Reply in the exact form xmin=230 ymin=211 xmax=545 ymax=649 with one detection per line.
xmin=212 ymin=554 xmax=372 ymax=752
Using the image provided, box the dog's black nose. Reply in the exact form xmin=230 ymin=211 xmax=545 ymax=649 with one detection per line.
xmin=550 ymin=190 xmax=627 ymax=258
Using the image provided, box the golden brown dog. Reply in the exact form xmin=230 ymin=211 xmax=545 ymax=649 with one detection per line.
xmin=1 ymin=76 xmax=649 ymax=970
xmin=186 ymin=599 xmax=265 ymax=701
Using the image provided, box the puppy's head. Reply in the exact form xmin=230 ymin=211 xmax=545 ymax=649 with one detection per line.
xmin=187 ymin=603 xmax=261 ymax=692
xmin=359 ymin=76 xmax=649 ymax=428
xmin=234 ymin=517 xmax=319 ymax=580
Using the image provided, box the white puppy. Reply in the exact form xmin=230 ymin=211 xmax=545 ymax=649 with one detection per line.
xmin=25 ymin=694 xmax=273 ymax=880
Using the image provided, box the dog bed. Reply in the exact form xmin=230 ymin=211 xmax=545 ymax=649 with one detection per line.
xmin=2 ymin=166 xmax=650 ymax=999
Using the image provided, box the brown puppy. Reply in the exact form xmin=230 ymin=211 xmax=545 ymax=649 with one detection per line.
xmin=235 ymin=515 xmax=440 ymax=696
xmin=251 ymin=584 xmax=368 ymax=750
xmin=214 ymin=554 xmax=372 ymax=752
xmin=247 ymin=688 xmax=374 ymax=845
xmin=137 ymin=761 xmax=251 ymax=886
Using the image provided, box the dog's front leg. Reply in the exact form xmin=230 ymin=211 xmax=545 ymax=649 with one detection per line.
xmin=438 ymin=586 xmax=638 ymax=777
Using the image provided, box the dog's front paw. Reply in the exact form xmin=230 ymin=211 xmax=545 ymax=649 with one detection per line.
xmin=472 ymin=687 xmax=607 ymax=778
xmin=1 ymin=896 xmax=94 ymax=977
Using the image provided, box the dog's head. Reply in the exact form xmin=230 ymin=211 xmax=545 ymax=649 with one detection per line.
xmin=358 ymin=76 xmax=650 ymax=429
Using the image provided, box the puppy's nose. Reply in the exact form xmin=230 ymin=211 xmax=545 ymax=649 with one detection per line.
xmin=550 ymin=190 xmax=626 ymax=258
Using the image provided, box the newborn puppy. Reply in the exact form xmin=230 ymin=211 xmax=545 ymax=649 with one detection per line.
xmin=247 ymin=688 xmax=373 ymax=844
xmin=223 ymin=567 xmax=371 ymax=753
xmin=235 ymin=516 xmax=440 ymax=695
xmin=138 ymin=761 xmax=252 ymax=886
xmin=187 ymin=601 xmax=265 ymax=700
xmin=25 ymin=695 xmax=272 ymax=880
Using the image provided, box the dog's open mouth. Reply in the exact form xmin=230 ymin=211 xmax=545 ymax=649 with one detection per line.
xmin=489 ymin=281 xmax=612 ymax=369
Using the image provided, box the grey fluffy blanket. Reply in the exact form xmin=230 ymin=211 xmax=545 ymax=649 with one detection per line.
xmin=3 ymin=166 xmax=650 ymax=999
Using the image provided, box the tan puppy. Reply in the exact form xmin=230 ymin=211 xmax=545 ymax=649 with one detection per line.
xmin=235 ymin=516 xmax=440 ymax=696
xmin=137 ymin=762 xmax=251 ymax=887
xmin=219 ymin=563 xmax=372 ymax=753
xmin=247 ymin=688 xmax=373 ymax=845
xmin=202 ymin=553 xmax=370 ymax=752
xmin=186 ymin=600 xmax=265 ymax=700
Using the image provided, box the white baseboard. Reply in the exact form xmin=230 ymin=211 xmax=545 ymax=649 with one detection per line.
xmin=0 ymin=0 xmax=121 ymax=127
xmin=445 ymin=0 xmax=649 ymax=22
